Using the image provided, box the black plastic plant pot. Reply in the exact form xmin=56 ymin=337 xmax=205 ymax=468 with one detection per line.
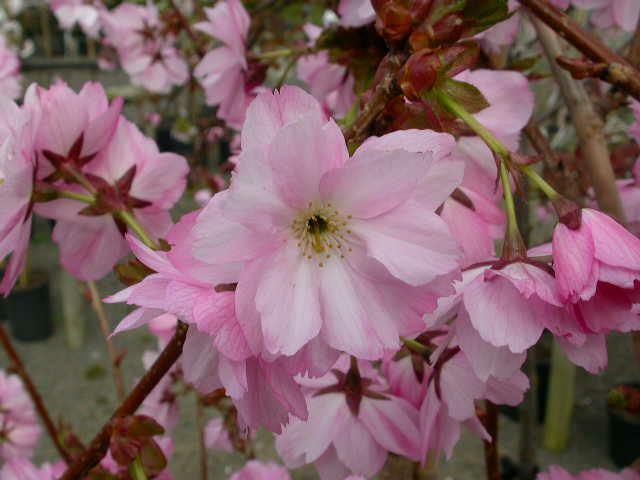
xmin=608 ymin=383 xmax=640 ymax=468
xmin=5 ymin=272 xmax=53 ymax=342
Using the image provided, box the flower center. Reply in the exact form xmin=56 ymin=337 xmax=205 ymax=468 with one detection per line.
xmin=291 ymin=202 xmax=353 ymax=267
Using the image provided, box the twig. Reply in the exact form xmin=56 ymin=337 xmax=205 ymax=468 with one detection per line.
xmin=518 ymin=0 xmax=640 ymax=100
xmin=0 ymin=323 xmax=72 ymax=463
xmin=196 ymin=395 xmax=208 ymax=480
xmin=60 ymin=322 xmax=189 ymax=480
xmin=482 ymin=401 xmax=501 ymax=480
xmin=87 ymin=281 xmax=125 ymax=401
xmin=530 ymin=15 xmax=626 ymax=222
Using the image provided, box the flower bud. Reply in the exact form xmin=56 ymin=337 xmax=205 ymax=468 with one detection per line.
xmin=400 ymin=49 xmax=440 ymax=100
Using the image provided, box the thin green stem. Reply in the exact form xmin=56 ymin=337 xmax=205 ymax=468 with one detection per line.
xmin=117 ymin=210 xmax=159 ymax=250
xmin=56 ymin=189 xmax=95 ymax=204
xmin=401 ymin=337 xmax=430 ymax=356
xmin=129 ymin=457 xmax=148 ymax=480
xmin=250 ymin=48 xmax=293 ymax=60
xmin=435 ymin=90 xmax=510 ymax=160
xmin=62 ymin=165 xmax=97 ymax=195
xmin=520 ymin=164 xmax=560 ymax=201
xmin=499 ymin=162 xmax=519 ymax=236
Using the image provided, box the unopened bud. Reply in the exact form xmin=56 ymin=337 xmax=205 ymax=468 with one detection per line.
xmin=400 ymin=49 xmax=440 ymax=100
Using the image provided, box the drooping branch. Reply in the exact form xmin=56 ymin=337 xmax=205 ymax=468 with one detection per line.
xmin=60 ymin=322 xmax=189 ymax=480
xmin=518 ymin=0 xmax=640 ymax=100
xmin=0 ymin=323 xmax=72 ymax=463
xmin=530 ymin=15 xmax=626 ymax=222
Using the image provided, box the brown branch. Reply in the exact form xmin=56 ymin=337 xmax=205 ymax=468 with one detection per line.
xmin=482 ymin=401 xmax=500 ymax=480
xmin=629 ymin=17 xmax=640 ymax=68
xmin=88 ymin=281 xmax=126 ymax=401
xmin=531 ymin=15 xmax=626 ymax=222
xmin=517 ymin=0 xmax=640 ymax=100
xmin=60 ymin=322 xmax=189 ymax=480
xmin=0 ymin=323 xmax=72 ymax=463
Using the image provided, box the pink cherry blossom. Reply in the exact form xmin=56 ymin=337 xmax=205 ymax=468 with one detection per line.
xmin=276 ymin=357 xmax=422 ymax=479
xmin=46 ymin=0 xmax=104 ymax=37
xmin=194 ymin=0 xmax=256 ymax=128
xmin=204 ymin=417 xmax=233 ymax=453
xmin=38 ymin=116 xmax=187 ymax=280
xmin=193 ymin=86 xmax=462 ymax=360
xmin=552 ymin=208 xmax=640 ymax=303
xmin=0 ymin=37 xmax=21 ymax=100
xmin=0 ymin=372 xmax=41 ymax=461
xmin=0 ymin=459 xmax=65 ymax=480
xmin=0 ymin=97 xmax=36 ymax=295
xmin=298 ymin=24 xmax=356 ymax=119
xmin=572 ymin=0 xmax=640 ymax=32
xmin=338 ymin=0 xmax=375 ymax=27
xmin=230 ymin=461 xmax=291 ymax=480
xmin=102 ymin=2 xmax=189 ymax=93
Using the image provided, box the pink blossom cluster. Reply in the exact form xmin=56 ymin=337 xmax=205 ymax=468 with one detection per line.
xmin=0 ymin=372 xmax=40 ymax=462
xmin=0 ymin=80 xmax=188 ymax=293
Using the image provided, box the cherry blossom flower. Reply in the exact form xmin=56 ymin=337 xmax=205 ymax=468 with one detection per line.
xmin=101 ymin=2 xmax=188 ymax=93
xmin=204 ymin=418 xmax=233 ymax=453
xmin=297 ymin=24 xmax=356 ymax=119
xmin=0 ymin=97 xmax=36 ymax=295
xmin=572 ymin=0 xmax=640 ymax=32
xmin=37 ymin=115 xmax=187 ymax=281
xmin=0 ymin=372 xmax=41 ymax=461
xmin=0 ymin=37 xmax=21 ymax=100
xmin=276 ymin=357 xmax=422 ymax=479
xmin=552 ymin=208 xmax=640 ymax=303
xmin=0 ymin=459 xmax=65 ymax=480
xmin=230 ymin=461 xmax=291 ymax=480
xmin=193 ymin=86 xmax=462 ymax=360
xmin=338 ymin=0 xmax=375 ymax=27
xmin=194 ymin=0 xmax=257 ymax=128
xmin=46 ymin=0 xmax=104 ymax=38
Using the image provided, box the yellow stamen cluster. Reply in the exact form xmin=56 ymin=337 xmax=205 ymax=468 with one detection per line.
xmin=291 ymin=201 xmax=353 ymax=267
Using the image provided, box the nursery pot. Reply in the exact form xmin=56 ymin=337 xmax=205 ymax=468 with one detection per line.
xmin=5 ymin=272 xmax=53 ymax=342
xmin=608 ymin=383 xmax=640 ymax=468
xmin=501 ymin=361 xmax=550 ymax=423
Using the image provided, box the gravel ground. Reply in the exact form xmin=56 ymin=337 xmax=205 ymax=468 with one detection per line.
xmin=0 ymin=226 xmax=638 ymax=480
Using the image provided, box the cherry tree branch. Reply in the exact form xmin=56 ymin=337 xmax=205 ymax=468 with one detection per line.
xmin=482 ymin=402 xmax=500 ymax=480
xmin=60 ymin=322 xmax=189 ymax=480
xmin=0 ymin=323 xmax=72 ymax=463
xmin=168 ymin=0 xmax=206 ymax=59
xmin=530 ymin=15 xmax=626 ymax=222
xmin=518 ymin=0 xmax=640 ymax=100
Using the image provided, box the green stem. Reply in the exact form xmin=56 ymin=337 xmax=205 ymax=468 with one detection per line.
xmin=62 ymin=165 xmax=97 ymax=195
xmin=251 ymin=48 xmax=293 ymax=60
xmin=435 ymin=90 xmax=510 ymax=160
xmin=129 ymin=457 xmax=148 ymax=480
xmin=499 ymin=161 xmax=519 ymax=237
xmin=520 ymin=164 xmax=560 ymax=201
xmin=117 ymin=210 xmax=159 ymax=250
xmin=401 ymin=337 xmax=430 ymax=356
xmin=57 ymin=189 xmax=95 ymax=205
